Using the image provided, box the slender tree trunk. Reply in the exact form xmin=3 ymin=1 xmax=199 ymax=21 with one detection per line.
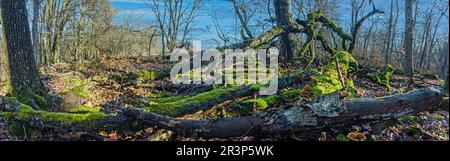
xmin=384 ymin=0 xmax=397 ymax=65
xmin=404 ymin=0 xmax=414 ymax=76
xmin=442 ymin=41 xmax=449 ymax=78
xmin=418 ymin=13 xmax=431 ymax=69
xmin=0 ymin=0 xmax=47 ymax=98
xmin=32 ymin=0 xmax=41 ymax=67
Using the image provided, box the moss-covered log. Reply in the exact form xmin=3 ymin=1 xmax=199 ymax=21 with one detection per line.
xmin=0 ymin=98 xmax=126 ymax=134
xmin=1 ymin=86 xmax=446 ymax=138
xmin=122 ymin=87 xmax=446 ymax=138
xmin=142 ymin=87 xmax=253 ymax=117
xmin=138 ymin=69 xmax=308 ymax=117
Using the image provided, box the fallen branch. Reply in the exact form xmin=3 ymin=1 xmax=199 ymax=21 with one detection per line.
xmin=121 ymin=87 xmax=445 ymax=138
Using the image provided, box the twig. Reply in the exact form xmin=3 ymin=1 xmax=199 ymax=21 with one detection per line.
xmin=335 ymin=57 xmax=346 ymax=88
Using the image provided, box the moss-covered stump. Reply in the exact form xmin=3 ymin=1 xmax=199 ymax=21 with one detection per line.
xmin=306 ymin=51 xmax=358 ymax=98
xmin=367 ymin=65 xmax=395 ymax=90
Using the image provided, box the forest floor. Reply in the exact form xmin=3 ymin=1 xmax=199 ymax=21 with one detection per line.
xmin=0 ymin=58 xmax=448 ymax=141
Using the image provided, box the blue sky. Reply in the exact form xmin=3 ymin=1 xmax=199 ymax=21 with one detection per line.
xmin=109 ymin=0 xmax=449 ymax=48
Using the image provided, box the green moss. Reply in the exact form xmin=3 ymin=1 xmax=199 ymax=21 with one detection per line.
xmin=229 ymin=89 xmax=302 ymax=116
xmin=264 ymin=95 xmax=280 ymax=105
xmin=316 ymin=13 xmax=353 ymax=41
xmin=311 ymin=51 xmax=358 ymax=98
xmin=244 ymin=99 xmax=269 ymax=110
xmin=232 ymin=98 xmax=269 ymax=116
xmin=247 ymin=26 xmax=287 ymax=49
xmin=0 ymin=82 xmax=8 ymax=88
xmin=72 ymin=105 xmax=102 ymax=113
xmin=280 ymin=89 xmax=302 ymax=100
xmin=147 ymin=96 xmax=189 ymax=104
xmin=136 ymin=71 xmax=157 ymax=81
xmin=262 ymin=89 xmax=302 ymax=106
xmin=132 ymin=68 xmax=170 ymax=81
xmin=397 ymin=115 xmax=422 ymax=124
xmin=8 ymin=122 xmax=24 ymax=136
xmin=129 ymin=96 xmax=189 ymax=106
xmin=62 ymin=77 xmax=94 ymax=100
xmin=336 ymin=134 xmax=350 ymax=141
xmin=2 ymin=103 xmax=108 ymax=126
xmin=70 ymin=85 xmax=90 ymax=99
xmin=367 ymin=65 xmax=395 ymax=90
xmin=143 ymin=87 xmax=241 ymax=116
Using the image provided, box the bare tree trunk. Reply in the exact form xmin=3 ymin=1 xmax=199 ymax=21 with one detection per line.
xmin=348 ymin=8 xmax=384 ymax=53
xmin=32 ymin=0 xmax=41 ymax=67
xmin=442 ymin=41 xmax=449 ymax=78
xmin=274 ymin=0 xmax=293 ymax=63
xmin=418 ymin=13 xmax=432 ymax=69
xmin=384 ymin=0 xmax=398 ymax=65
xmin=424 ymin=5 xmax=448 ymax=70
xmin=121 ymin=87 xmax=445 ymax=138
xmin=404 ymin=0 xmax=414 ymax=77
xmin=0 ymin=0 xmax=47 ymax=98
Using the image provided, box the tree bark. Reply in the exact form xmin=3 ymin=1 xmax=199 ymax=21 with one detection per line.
xmin=121 ymin=87 xmax=446 ymax=138
xmin=0 ymin=0 xmax=47 ymax=98
xmin=404 ymin=0 xmax=414 ymax=77
xmin=273 ymin=0 xmax=293 ymax=62
xmin=32 ymin=0 xmax=41 ymax=67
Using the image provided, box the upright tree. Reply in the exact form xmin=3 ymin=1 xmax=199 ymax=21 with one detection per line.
xmin=274 ymin=0 xmax=293 ymax=62
xmin=32 ymin=0 xmax=41 ymax=66
xmin=0 ymin=0 xmax=47 ymax=98
xmin=404 ymin=0 xmax=414 ymax=76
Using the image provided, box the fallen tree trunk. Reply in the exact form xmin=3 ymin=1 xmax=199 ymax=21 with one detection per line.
xmin=137 ymin=70 xmax=308 ymax=117
xmin=1 ymin=87 xmax=446 ymax=138
xmin=121 ymin=87 xmax=446 ymax=138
